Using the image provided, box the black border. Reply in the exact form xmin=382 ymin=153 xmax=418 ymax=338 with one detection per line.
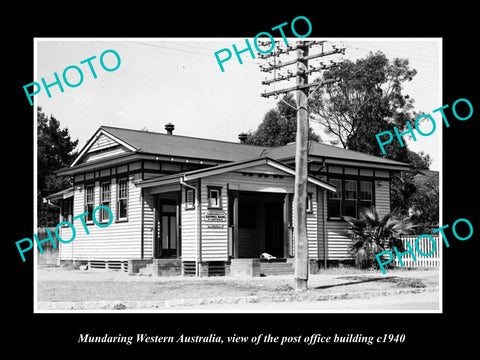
xmin=7 ymin=5 xmax=478 ymax=355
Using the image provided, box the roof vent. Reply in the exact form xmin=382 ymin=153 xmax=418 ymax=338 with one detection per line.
xmin=238 ymin=132 xmax=248 ymax=144
xmin=165 ymin=123 xmax=175 ymax=135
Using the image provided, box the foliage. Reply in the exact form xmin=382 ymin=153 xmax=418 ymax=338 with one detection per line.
xmin=344 ymin=208 xmax=416 ymax=269
xmin=390 ymin=151 xmax=438 ymax=232
xmin=38 ymin=107 xmax=78 ymax=226
xmin=309 ymin=50 xmax=438 ymax=229
xmin=309 ymin=51 xmax=418 ymax=157
xmin=244 ymin=93 xmax=320 ymax=147
xmin=404 ymin=170 xmax=439 ymax=233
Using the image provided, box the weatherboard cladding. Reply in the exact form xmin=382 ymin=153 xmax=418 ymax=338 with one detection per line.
xmin=326 ymin=221 xmax=352 ymax=260
xmin=289 ymin=184 xmax=320 ymax=259
xmin=56 ymin=125 xmax=402 ymax=264
xmin=59 ymin=175 xmax=143 ymax=261
xmin=323 ymin=179 xmax=391 ymax=261
xmin=200 ymin=179 xmax=229 ymax=262
xmin=317 ymin=189 xmax=327 ymax=261
xmin=374 ymin=179 xmax=391 ymax=220
xmin=180 ymin=182 xmax=199 ymax=262
xmin=142 ymin=190 xmax=155 ymax=259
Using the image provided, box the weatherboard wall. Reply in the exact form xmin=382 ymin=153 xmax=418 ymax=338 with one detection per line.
xmin=59 ymin=175 xmax=143 ymax=261
xmin=325 ymin=180 xmax=392 ymax=261
xmin=289 ymin=184 xmax=321 ymax=260
xmin=180 ymin=182 xmax=200 ymax=262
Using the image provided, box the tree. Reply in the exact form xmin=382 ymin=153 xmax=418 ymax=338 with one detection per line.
xmin=38 ymin=107 xmax=78 ymax=226
xmin=244 ymin=93 xmax=320 ymax=147
xmin=309 ymin=51 xmax=438 ymax=229
xmin=309 ymin=51 xmax=418 ymax=158
xmin=390 ymin=149 xmax=431 ymax=207
xmin=344 ymin=208 xmax=416 ymax=269
xmin=403 ymin=169 xmax=439 ymax=233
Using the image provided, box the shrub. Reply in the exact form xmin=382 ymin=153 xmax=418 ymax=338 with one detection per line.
xmin=344 ymin=208 xmax=416 ymax=269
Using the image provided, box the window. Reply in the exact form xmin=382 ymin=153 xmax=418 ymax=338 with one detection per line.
xmin=328 ymin=178 xmax=342 ymax=219
xmin=61 ymin=198 xmax=73 ymax=223
xmin=207 ymin=186 xmax=222 ymax=209
xmin=185 ymin=188 xmax=195 ymax=210
xmin=117 ymin=178 xmax=128 ymax=220
xmin=100 ymin=181 xmax=111 ymax=223
xmin=327 ymin=178 xmax=374 ymax=220
xmin=85 ymin=184 xmax=95 ymax=223
xmin=344 ymin=180 xmax=358 ymax=218
xmin=360 ymin=181 xmax=373 ymax=211
xmin=306 ymin=193 xmax=313 ymax=213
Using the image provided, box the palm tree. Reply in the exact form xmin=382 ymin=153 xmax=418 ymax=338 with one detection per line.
xmin=344 ymin=208 xmax=417 ymax=269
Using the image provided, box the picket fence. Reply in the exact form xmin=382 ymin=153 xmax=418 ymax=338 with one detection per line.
xmin=393 ymin=235 xmax=441 ymax=268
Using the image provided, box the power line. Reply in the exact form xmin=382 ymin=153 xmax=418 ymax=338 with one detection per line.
xmin=129 ymin=41 xmax=214 ymax=58
xmin=258 ymin=40 xmax=345 ymax=290
xmin=343 ymin=43 xmax=440 ymax=65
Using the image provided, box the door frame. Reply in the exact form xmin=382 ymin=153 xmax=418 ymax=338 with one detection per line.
xmin=264 ymin=200 xmax=285 ymax=258
xmin=154 ymin=196 xmax=181 ymax=259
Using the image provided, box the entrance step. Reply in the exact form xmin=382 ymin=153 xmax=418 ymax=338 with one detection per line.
xmin=260 ymin=260 xmax=294 ymax=276
xmin=138 ymin=263 xmax=153 ymax=276
xmin=260 ymin=258 xmax=287 ymax=263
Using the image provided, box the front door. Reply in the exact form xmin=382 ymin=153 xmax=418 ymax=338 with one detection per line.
xmin=156 ymin=199 xmax=178 ymax=258
xmin=265 ymin=202 xmax=284 ymax=258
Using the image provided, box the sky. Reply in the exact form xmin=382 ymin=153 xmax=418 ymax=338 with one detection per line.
xmin=35 ymin=37 xmax=442 ymax=170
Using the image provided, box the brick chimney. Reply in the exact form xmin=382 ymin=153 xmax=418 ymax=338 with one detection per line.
xmin=238 ymin=132 xmax=248 ymax=144
xmin=165 ymin=122 xmax=175 ymax=135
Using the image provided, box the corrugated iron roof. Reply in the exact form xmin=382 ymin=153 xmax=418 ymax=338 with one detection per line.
xmin=67 ymin=125 xmax=409 ymax=171
xmin=100 ymin=126 xmax=267 ymax=162
xmin=264 ymin=141 xmax=409 ymax=167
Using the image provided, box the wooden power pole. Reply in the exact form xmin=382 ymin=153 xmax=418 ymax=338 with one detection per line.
xmin=259 ymin=40 xmax=344 ymax=291
xmin=293 ymin=43 xmax=309 ymax=290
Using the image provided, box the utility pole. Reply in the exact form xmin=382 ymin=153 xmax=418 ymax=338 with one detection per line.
xmin=259 ymin=40 xmax=344 ymax=291
xmin=294 ymin=43 xmax=309 ymax=290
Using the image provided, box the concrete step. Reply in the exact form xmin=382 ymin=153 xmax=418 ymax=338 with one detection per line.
xmin=261 ymin=269 xmax=295 ymax=276
xmin=260 ymin=263 xmax=293 ymax=269
xmin=138 ymin=264 xmax=153 ymax=276
xmin=260 ymin=261 xmax=294 ymax=276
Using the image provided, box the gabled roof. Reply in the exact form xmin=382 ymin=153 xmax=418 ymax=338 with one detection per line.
xmin=64 ymin=125 xmax=409 ymax=174
xmin=69 ymin=126 xmax=267 ymax=168
xmin=137 ymin=157 xmax=337 ymax=192
xmin=98 ymin=126 xmax=267 ymax=162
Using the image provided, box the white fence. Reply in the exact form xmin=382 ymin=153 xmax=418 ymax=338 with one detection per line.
xmin=393 ymin=235 xmax=441 ymax=268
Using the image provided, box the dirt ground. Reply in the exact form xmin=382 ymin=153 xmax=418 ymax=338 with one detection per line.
xmin=36 ymin=266 xmax=440 ymax=303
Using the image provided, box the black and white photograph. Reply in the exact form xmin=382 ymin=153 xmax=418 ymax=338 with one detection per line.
xmin=32 ymin=37 xmax=442 ymax=313
xmin=7 ymin=7 xmax=478 ymax=355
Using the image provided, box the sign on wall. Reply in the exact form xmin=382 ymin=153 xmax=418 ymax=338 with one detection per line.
xmin=205 ymin=211 xmax=227 ymax=228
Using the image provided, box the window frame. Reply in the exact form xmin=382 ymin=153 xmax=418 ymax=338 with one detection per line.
xmin=359 ymin=180 xmax=374 ymax=212
xmin=207 ymin=186 xmax=223 ymax=209
xmin=100 ymin=181 xmax=111 ymax=223
xmin=343 ymin=179 xmax=358 ymax=218
xmin=61 ymin=197 xmax=73 ymax=225
xmin=84 ymin=183 xmax=95 ymax=224
xmin=327 ymin=177 xmax=375 ymax=221
xmin=185 ymin=188 xmax=195 ymax=210
xmin=306 ymin=192 xmax=313 ymax=213
xmin=116 ymin=177 xmax=129 ymax=222
xmin=327 ymin=178 xmax=343 ymax=220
